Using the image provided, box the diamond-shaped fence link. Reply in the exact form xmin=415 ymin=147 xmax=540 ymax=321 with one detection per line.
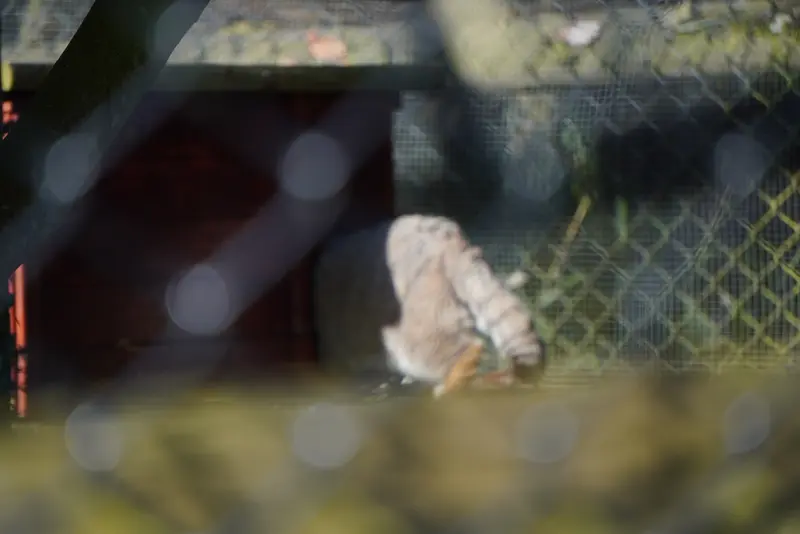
xmin=389 ymin=1 xmax=800 ymax=375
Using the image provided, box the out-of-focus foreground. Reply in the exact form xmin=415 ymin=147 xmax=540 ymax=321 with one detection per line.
xmin=5 ymin=376 xmax=800 ymax=534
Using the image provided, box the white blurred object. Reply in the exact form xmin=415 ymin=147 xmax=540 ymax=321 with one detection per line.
xmin=504 ymin=270 xmax=529 ymax=291
xmin=291 ymin=403 xmax=364 ymax=469
xmin=514 ymin=402 xmax=580 ymax=464
xmin=65 ymin=403 xmax=124 ymax=472
xmin=558 ymin=20 xmax=603 ymax=47
xmin=723 ymin=392 xmax=771 ymax=455
xmin=714 ymin=133 xmax=772 ymax=199
xmin=770 ymin=13 xmax=792 ymax=34
xmin=280 ymin=131 xmax=351 ymax=201
xmin=165 ymin=264 xmax=231 ymax=335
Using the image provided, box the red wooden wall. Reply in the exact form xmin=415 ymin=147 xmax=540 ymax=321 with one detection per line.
xmin=19 ymin=90 xmax=397 ymax=393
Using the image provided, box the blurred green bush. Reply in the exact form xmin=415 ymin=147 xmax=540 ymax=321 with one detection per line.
xmin=3 ymin=376 xmax=800 ymax=533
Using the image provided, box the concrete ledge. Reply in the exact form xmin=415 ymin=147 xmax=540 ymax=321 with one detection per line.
xmin=4 ymin=63 xmax=449 ymax=91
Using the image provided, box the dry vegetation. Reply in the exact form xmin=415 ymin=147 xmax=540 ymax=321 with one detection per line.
xmin=4 ymin=374 xmax=800 ymax=533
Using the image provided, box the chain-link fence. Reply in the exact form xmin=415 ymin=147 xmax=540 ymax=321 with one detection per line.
xmin=316 ymin=0 xmax=800 ymax=378
xmin=2 ymin=1 xmax=800 ymax=533
xmin=4 ymin=0 xmax=800 ymax=374
xmin=389 ymin=0 xmax=800 ymax=376
xmin=394 ymin=74 xmax=800 ymax=374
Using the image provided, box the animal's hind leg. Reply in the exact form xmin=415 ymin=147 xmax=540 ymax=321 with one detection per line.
xmin=433 ymin=339 xmax=485 ymax=398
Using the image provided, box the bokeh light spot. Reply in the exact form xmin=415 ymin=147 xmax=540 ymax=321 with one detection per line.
xmin=279 ymin=131 xmax=351 ymax=201
xmin=714 ymin=133 xmax=771 ymax=198
xmin=723 ymin=391 xmax=771 ymax=455
xmin=65 ymin=403 xmax=123 ymax=472
xmin=41 ymin=133 xmax=99 ymax=204
xmin=291 ymin=403 xmax=363 ymax=470
xmin=151 ymin=0 xmax=198 ymax=58
xmin=514 ymin=402 xmax=580 ymax=464
xmin=166 ymin=264 xmax=231 ymax=335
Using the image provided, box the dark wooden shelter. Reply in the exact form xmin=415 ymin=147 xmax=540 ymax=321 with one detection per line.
xmin=8 ymin=71 xmax=403 ymax=397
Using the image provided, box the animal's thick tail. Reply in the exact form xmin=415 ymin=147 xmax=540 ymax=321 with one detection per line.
xmin=443 ymin=245 xmax=545 ymax=378
xmin=385 ymin=214 xmax=545 ymax=381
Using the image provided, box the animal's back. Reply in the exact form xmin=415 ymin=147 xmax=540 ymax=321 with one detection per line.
xmin=385 ymin=214 xmax=468 ymax=302
xmin=382 ymin=236 xmax=478 ymax=383
xmin=385 ymin=214 xmax=545 ymax=384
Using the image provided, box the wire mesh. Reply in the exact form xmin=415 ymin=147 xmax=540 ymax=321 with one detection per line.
xmin=3 ymin=0 xmax=800 ymax=533
xmin=0 ymin=0 xmax=420 ymax=40
xmin=392 ymin=37 xmax=800 ymax=374
xmin=0 ymin=0 xmax=440 ymax=65
xmin=1 ymin=0 xmax=799 ymax=370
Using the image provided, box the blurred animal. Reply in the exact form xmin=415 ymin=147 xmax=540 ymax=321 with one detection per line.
xmin=382 ymin=214 xmax=545 ymax=397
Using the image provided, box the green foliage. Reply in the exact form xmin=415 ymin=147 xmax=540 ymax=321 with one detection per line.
xmin=5 ymin=377 xmax=800 ymax=533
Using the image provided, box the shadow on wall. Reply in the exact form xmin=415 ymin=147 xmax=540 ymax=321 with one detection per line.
xmin=314 ymin=220 xmax=400 ymax=378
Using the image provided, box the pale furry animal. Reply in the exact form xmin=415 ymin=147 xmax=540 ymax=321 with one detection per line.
xmin=382 ymin=214 xmax=544 ymax=397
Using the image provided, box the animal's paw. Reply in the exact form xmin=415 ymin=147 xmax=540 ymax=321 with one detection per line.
xmin=504 ymin=270 xmax=530 ymax=290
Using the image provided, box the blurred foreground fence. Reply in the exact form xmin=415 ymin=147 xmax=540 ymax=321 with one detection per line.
xmin=5 ymin=377 xmax=800 ymax=534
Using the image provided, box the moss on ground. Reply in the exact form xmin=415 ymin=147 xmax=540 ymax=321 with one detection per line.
xmin=4 ymin=0 xmax=799 ymax=88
